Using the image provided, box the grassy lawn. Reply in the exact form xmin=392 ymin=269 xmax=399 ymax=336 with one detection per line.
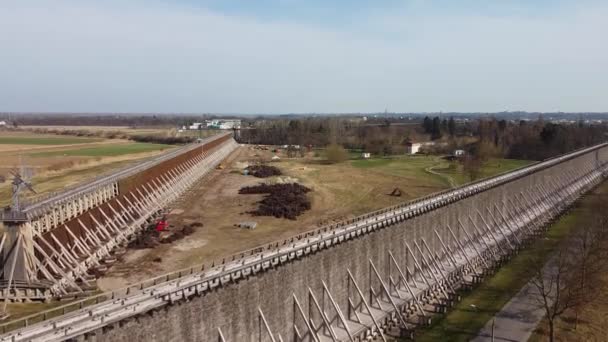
xmin=413 ymin=181 xmax=608 ymax=342
xmin=0 ymin=136 xmax=103 ymax=145
xmin=30 ymin=143 xmax=172 ymax=157
xmin=434 ymin=158 xmax=533 ymax=186
xmin=352 ymin=156 xmax=450 ymax=188
xmin=351 ymin=158 xmax=394 ymax=168
xmin=350 ymin=156 xmax=532 ymax=189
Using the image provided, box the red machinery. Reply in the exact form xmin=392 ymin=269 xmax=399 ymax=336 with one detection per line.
xmin=155 ymin=216 xmax=168 ymax=232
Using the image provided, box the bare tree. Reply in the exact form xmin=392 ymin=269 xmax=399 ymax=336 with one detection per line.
xmin=568 ymin=199 xmax=608 ymax=329
xmin=462 ymin=155 xmax=482 ymax=181
xmin=530 ymin=248 xmax=582 ymax=342
xmin=531 ymin=196 xmax=608 ymax=340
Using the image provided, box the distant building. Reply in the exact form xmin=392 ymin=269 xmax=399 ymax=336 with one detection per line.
xmin=0 ymin=121 xmax=6 ymax=126
xmin=189 ymin=123 xmax=203 ymax=130
xmin=362 ymin=152 xmax=371 ymax=159
xmin=282 ymin=144 xmax=300 ymax=150
xmin=206 ymin=119 xmax=241 ymax=130
xmin=405 ymin=142 xmax=421 ymax=154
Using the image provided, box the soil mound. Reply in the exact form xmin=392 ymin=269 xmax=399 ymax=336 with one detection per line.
xmin=239 ymin=183 xmax=311 ymax=220
xmin=128 ymin=222 xmax=200 ymax=249
xmin=246 ymin=165 xmax=282 ymax=178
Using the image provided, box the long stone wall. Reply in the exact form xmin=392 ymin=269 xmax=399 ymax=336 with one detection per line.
xmin=80 ymin=144 xmax=608 ymax=342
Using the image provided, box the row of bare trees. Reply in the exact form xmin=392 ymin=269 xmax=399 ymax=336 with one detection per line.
xmin=471 ymin=118 xmax=607 ymax=161
xmin=239 ymin=117 xmax=428 ymax=155
xmin=531 ymin=192 xmax=608 ymax=341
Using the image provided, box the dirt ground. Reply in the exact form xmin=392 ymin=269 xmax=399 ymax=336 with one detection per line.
xmin=98 ymin=146 xmax=448 ymax=289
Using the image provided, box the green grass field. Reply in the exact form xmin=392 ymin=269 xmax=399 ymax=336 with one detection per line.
xmin=352 ymin=156 xmax=449 ymax=187
xmin=30 ymin=143 xmax=172 ymax=157
xmin=435 ymin=158 xmax=532 ymax=186
xmin=351 ymin=158 xmax=394 ymax=168
xmin=0 ymin=136 xmax=103 ymax=145
xmin=412 ymin=181 xmax=608 ymax=342
xmin=350 ymin=156 xmax=532 ymax=188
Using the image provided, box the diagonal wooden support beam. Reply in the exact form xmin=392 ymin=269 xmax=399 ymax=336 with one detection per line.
xmin=413 ymin=240 xmax=450 ymax=300
xmin=292 ymin=294 xmax=320 ymax=342
xmin=457 ymin=220 xmax=493 ymax=267
xmin=469 ymin=215 xmax=507 ymax=256
xmin=486 ymin=207 xmax=521 ymax=246
xmin=433 ymin=229 xmax=464 ymax=272
xmin=368 ymin=259 xmax=408 ymax=329
xmin=321 ymin=281 xmax=355 ymax=342
xmin=3 ymin=234 xmax=23 ymax=308
xmin=49 ymin=233 xmax=91 ymax=287
xmin=477 ymin=210 xmax=514 ymax=251
xmin=307 ymin=288 xmax=338 ymax=341
xmin=257 ymin=307 xmax=278 ymax=342
xmin=63 ymin=225 xmax=90 ymax=257
xmin=446 ymin=224 xmax=480 ymax=270
xmin=32 ymin=240 xmax=82 ymax=293
xmin=217 ymin=327 xmax=227 ymax=342
xmin=420 ymin=239 xmax=457 ymax=295
xmin=404 ymin=242 xmax=432 ymax=288
xmin=78 ymin=219 xmax=104 ymax=248
xmin=346 ymin=269 xmax=387 ymax=342
xmin=88 ymin=214 xmax=113 ymax=242
xmin=387 ymin=251 xmax=426 ymax=318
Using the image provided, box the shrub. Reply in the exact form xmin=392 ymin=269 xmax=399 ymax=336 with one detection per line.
xmin=325 ymin=144 xmax=349 ymax=164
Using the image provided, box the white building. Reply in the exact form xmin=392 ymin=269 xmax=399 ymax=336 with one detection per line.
xmin=189 ymin=123 xmax=203 ymax=130
xmin=206 ymin=119 xmax=241 ymax=130
xmin=405 ymin=142 xmax=421 ymax=154
xmin=0 ymin=121 xmax=6 ymax=126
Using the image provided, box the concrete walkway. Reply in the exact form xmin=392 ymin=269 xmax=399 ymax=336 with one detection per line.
xmin=473 ymin=258 xmax=559 ymax=342
xmin=471 ymin=281 xmax=546 ymax=342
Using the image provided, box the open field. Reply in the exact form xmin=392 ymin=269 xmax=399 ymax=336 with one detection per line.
xmin=97 ymin=146 xmax=532 ymax=289
xmin=411 ymin=180 xmax=608 ymax=342
xmin=29 ymin=143 xmax=171 ymax=157
xmin=433 ymin=158 xmax=532 ymax=187
xmin=0 ymin=131 xmax=173 ymax=206
xmin=20 ymin=125 xmax=221 ymax=139
xmin=0 ymin=136 xmax=103 ymax=145
xmin=20 ymin=125 xmax=175 ymax=137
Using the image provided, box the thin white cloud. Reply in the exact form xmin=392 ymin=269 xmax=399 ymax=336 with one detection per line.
xmin=0 ymin=0 xmax=607 ymax=113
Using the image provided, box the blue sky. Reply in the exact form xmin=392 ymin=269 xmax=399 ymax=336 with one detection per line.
xmin=0 ymin=0 xmax=607 ymax=113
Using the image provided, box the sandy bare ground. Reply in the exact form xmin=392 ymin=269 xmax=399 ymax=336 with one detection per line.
xmin=98 ymin=146 xmax=447 ymax=289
